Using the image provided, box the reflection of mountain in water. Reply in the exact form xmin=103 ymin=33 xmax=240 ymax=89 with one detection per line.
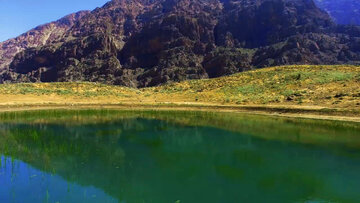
xmin=1 ymin=111 xmax=360 ymax=202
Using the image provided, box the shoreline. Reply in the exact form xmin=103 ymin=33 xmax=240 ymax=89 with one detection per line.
xmin=0 ymin=103 xmax=359 ymax=123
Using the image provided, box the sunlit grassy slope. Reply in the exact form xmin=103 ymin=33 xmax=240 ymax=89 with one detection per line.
xmin=0 ymin=65 xmax=359 ymax=109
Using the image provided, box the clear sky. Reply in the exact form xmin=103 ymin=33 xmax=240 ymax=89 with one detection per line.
xmin=0 ymin=0 xmax=110 ymax=42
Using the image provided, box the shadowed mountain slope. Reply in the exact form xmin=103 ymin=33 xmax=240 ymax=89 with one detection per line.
xmin=0 ymin=0 xmax=360 ymax=87
xmin=314 ymin=0 xmax=360 ymax=25
xmin=0 ymin=11 xmax=89 ymax=74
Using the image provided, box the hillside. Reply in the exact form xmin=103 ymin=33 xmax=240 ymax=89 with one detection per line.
xmin=0 ymin=11 xmax=89 ymax=74
xmin=314 ymin=0 xmax=360 ymax=25
xmin=1 ymin=0 xmax=360 ymax=87
xmin=1 ymin=65 xmax=359 ymax=114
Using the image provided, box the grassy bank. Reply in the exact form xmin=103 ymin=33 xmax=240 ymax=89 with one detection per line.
xmin=0 ymin=65 xmax=359 ymax=120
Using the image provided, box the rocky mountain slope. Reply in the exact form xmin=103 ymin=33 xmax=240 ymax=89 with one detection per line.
xmin=314 ymin=0 xmax=360 ymax=25
xmin=1 ymin=0 xmax=360 ymax=87
xmin=0 ymin=11 xmax=89 ymax=74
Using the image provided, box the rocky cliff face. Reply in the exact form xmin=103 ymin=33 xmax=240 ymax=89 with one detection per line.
xmin=0 ymin=11 xmax=89 ymax=74
xmin=1 ymin=0 xmax=360 ymax=87
xmin=314 ymin=0 xmax=360 ymax=25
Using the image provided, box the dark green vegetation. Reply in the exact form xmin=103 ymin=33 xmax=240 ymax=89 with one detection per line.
xmin=1 ymin=0 xmax=360 ymax=87
xmin=1 ymin=110 xmax=360 ymax=202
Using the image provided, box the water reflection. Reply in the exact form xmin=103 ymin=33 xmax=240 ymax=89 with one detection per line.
xmin=0 ymin=110 xmax=359 ymax=202
xmin=0 ymin=156 xmax=117 ymax=203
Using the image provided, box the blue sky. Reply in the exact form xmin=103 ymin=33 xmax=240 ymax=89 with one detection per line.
xmin=0 ymin=0 xmax=110 ymax=42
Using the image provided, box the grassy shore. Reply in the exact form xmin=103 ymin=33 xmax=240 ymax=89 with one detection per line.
xmin=0 ymin=65 xmax=359 ymax=121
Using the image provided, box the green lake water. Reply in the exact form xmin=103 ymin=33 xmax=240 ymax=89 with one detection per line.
xmin=0 ymin=110 xmax=360 ymax=203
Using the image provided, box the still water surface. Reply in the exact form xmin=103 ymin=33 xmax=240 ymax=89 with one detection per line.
xmin=0 ymin=110 xmax=360 ymax=203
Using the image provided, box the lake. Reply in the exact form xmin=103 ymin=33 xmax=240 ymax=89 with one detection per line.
xmin=0 ymin=109 xmax=360 ymax=203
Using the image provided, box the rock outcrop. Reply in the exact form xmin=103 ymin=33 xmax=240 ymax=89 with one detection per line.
xmin=1 ymin=0 xmax=360 ymax=87
xmin=0 ymin=11 xmax=89 ymax=74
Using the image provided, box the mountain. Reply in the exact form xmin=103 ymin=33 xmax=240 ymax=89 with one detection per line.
xmin=1 ymin=0 xmax=360 ymax=87
xmin=314 ymin=0 xmax=360 ymax=25
xmin=0 ymin=11 xmax=89 ymax=75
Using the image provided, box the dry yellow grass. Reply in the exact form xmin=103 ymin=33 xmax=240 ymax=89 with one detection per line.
xmin=0 ymin=65 xmax=359 ymax=111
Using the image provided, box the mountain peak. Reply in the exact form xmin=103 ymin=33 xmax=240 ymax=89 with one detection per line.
xmin=1 ymin=0 xmax=359 ymax=87
xmin=0 ymin=10 xmax=89 ymax=73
